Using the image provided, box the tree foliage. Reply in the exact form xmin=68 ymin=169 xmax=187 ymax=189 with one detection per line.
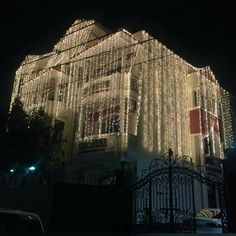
xmin=28 ymin=107 xmax=51 ymax=151
xmin=7 ymin=97 xmax=28 ymax=134
xmin=0 ymin=98 xmax=63 ymax=169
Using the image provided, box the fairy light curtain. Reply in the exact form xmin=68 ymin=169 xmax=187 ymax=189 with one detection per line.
xmin=136 ymin=31 xmax=191 ymax=157
xmin=198 ymin=67 xmax=226 ymax=159
xmin=71 ymin=30 xmax=139 ymax=145
xmin=11 ymin=20 xmax=94 ymax=113
xmin=10 ymin=19 xmax=233 ymax=160
xmin=220 ymin=88 xmax=234 ymax=149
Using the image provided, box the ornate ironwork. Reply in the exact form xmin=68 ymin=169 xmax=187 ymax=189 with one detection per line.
xmin=131 ymin=149 xmax=226 ymax=233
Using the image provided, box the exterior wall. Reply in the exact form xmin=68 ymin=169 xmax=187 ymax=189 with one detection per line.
xmin=134 ymin=34 xmax=192 ymax=158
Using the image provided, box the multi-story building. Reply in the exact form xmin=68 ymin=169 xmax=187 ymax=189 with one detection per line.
xmin=10 ymin=19 xmax=233 ymax=199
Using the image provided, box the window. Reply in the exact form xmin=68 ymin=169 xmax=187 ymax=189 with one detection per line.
xmin=58 ymin=86 xmax=63 ymax=102
xmin=131 ymin=77 xmax=138 ymax=92
xmin=209 ymin=137 xmax=213 ymax=156
xmin=105 ymin=66 xmax=121 ymax=76
xmin=57 ymin=83 xmax=68 ymax=102
xmin=201 ymin=95 xmax=205 ymax=108
xmin=204 ymin=137 xmax=210 ymax=155
xmin=192 ymin=90 xmax=198 ymax=106
xmin=129 ymin=99 xmax=137 ymax=112
xmin=204 ymin=136 xmax=213 ymax=156
xmin=40 ymin=91 xmax=46 ymax=103
xmin=48 ymin=78 xmax=55 ymax=101
xmin=82 ymin=81 xmax=110 ymax=98
xmin=92 ymin=80 xmax=110 ymax=93
xmin=101 ymin=115 xmax=120 ymax=134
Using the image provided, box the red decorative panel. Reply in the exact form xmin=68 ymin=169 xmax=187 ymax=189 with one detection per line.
xmin=190 ymin=109 xmax=201 ymax=134
xmin=198 ymin=109 xmax=219 ymax=135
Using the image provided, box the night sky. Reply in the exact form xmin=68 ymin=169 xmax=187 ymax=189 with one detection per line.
xmin=0 ymin=0 xmax=235 ymax=132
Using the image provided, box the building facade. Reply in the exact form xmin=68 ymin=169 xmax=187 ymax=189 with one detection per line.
xmin=11 ymin=19 xmax=233 ymax=197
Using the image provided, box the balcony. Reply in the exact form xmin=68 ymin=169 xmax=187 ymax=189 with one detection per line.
xmin=77 ymin=133 xmax=126 ymax=153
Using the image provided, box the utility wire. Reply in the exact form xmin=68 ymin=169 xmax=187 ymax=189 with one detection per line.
xmin=21 ymin=21 xmax=97 ymax=66
xmin=62 ymin=21 xmax=95 ymax=38
xmin=16 ymin=51 xmax=175 ymax=98
xmin=19 ymin=36 xmax=160 ymax=79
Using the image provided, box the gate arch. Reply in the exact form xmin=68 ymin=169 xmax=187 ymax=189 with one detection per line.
xmin=131 ymin=150 xmax=225 ymax=233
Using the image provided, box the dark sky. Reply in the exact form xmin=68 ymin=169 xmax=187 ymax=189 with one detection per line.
xmin=0 ymin=0 xmax=235 ymax=131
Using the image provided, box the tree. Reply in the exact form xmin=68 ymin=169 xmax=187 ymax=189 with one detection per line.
xmin=7 ymin=97 xmax=28 ymax=134
xmin=28 ymin=107 xmax=51 ymax=152
xmin=0 ymin=99 xmax=64 ymax=187
xmin=0 ymin=97 xmax=29 ymax=170
xmin=2 ymin=97 xmax=64 ymax=166
xmin=27 ymin=107 xmax=63 ymax=165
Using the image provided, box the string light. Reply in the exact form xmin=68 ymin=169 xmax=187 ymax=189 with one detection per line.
xmin=10 ymin=19 xmax=233 ymax=164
